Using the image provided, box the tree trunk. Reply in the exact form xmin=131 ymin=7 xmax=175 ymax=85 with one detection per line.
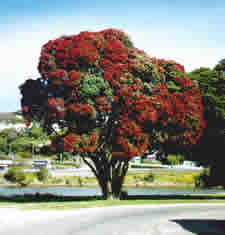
xmin=83 ymin=155 xmax=129 ymax=200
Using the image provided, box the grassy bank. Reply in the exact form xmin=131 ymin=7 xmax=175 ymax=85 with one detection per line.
xmin=0 ymin=196 xmax=225 ymax=210
xmin=0 ymin=169 xmax=201 ymax=188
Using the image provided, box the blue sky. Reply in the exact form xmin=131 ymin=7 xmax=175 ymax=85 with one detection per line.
xmin=1 ymin=0 xmax=225 ymax=112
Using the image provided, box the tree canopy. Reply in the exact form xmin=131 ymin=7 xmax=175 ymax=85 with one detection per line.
xmin=188 ymin=66 xmax=225 ymax=186
xmin=188 ymin=67 xmax=225 ymax=121
xmin=19 ymin=29 xmax=205 ymax=198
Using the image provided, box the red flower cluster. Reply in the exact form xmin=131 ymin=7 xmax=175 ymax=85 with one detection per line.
xmin=47 ymin=69 xmax=67 ymax=86
xmin=96 ymin=97 xmax=111 ymax=114
xmin=51 ymin=131 xmax=99 ymax=153
xmin=34 ymin=28 xmax=205 ymax=157
xmin=115 ymin=116 xmax=150 ymax=157
xmin=68 ymin=103 xmax=95 ymax=117
xmin=65 ymin=71 xmax=81 ymax=87
xmin=77 ymin=131 xmax=99 ymax=153
xmin=45 ymin=98 xmax=65 ymax=118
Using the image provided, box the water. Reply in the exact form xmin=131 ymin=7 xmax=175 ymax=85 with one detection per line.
xmin=0 ymin=187 xmax=224 ymax=197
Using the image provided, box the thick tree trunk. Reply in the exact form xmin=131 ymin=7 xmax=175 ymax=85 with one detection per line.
xmin=83 ymin=155 xmax=129 ymax=200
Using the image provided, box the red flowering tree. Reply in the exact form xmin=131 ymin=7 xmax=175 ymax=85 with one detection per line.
xmin=19 ymin=29 xmax=205 ymax=199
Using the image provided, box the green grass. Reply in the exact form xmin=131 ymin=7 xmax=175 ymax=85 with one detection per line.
xmin=0 ymin=169 xmax=204 ymax=187
xmin=0 ymin=199 xmax=224 ymax=211
xmin=124 ymin=170 xmax=199 ymax=186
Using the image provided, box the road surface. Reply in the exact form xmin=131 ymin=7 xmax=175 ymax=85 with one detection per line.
xmin=48 ymin=166 xmax=202 ymax=177
xmin=1 ymin=203 xmax=225 ymax=234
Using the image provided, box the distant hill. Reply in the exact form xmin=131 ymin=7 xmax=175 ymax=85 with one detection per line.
xmin=0 ymin=112 xmax=23 ymax=123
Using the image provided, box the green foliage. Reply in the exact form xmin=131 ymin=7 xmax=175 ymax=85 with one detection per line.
xmin=166 ymin=81 xmax=181 ymax=92
xmin=4 ymin=167 xmax=32 ymax=186
xmin=214 ymin=58 xmax=225 ymax=72
xmin=143 ymin=172 xmax=155 ymax=182
xmin=77 ymin=176 xmax=85 ymax=186
xmin=0 ymin=128 xmax=18 ymax=154
xmin=36 ymin=168 xmax=49 ymax=182
xmin=141 ymin=159 xmax=161 ymax=164
xmin=0 ymin=137 xmax=7 ymax=153
xmin=20 ymin=152 xmax=33 ymax=158
xmin=167 ymin=155 xmax=184 ymax=165
xmin=65 ymin=178 xmax=73 ymax=185
xmin=0 ymin=154 xmax=11 ymax=160
xmin=0 ymin=124 xmax=49 ymax=155
xmin=50 ymin=177 xmax=64 ymax=184
xmin=194 ymin=168 xmax=211 ymax=188
xmin=133 ymin=175 xmax=142 ymax=186
xmin=188 ymin=67 xmax=225 ymax=120
xmin=188 ymin=65 xmax=225 ymax=178
xmin=0 ymin=128 xmax=18 ymax=140
xmin=79 ymin=74 xmax=113 ymax=97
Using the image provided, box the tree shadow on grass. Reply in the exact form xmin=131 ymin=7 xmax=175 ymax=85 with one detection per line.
xmin=172 ymin=219 xmax=225 ymax=235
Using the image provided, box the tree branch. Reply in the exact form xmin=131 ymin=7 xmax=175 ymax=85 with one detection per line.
xmin=83 ymin=157 xmax=99 ymax=178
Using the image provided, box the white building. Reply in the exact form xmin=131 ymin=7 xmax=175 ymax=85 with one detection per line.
xmin=0 ymin=160 xmax=13 ymax=170
xmin=28 ymin=159 xmax=52 ymax=169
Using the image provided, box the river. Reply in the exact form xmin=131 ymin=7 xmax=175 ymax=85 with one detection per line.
xmin=0 ymin=186 xmax=224 ymax=197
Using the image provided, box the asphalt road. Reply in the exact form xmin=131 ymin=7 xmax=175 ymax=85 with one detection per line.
xmin=1 ymin=204 xmax=225 ymax=235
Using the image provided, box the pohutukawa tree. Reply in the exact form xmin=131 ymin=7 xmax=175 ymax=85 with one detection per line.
xmin=19 ymin=29 xmax=205 ymax=199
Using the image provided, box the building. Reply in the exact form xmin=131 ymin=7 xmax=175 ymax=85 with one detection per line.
xmin=182 ymin=160 xmax=197 ymax=167
xmin=0 ymin=160 xmax=13 ymax=170
xmin=29 ymin=158 xmax=52 ymax=169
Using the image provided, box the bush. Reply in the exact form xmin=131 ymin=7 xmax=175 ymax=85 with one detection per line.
xmin=167 ymin=155 xmax=184 ymax=165
xmin=77 ymin=177 xmax=85 ymax=186
xmin=50 ymin=177 xmax=64 ymax=184
xmin=36 ymin=168 xmax=49 ymax=182
xmin=4 ymin=167 xmax=32 ymax=186
xmin=65 ymin=178 xmax=73 ymax=185
xmin=141 ymin=159 xmax=161 ymax=164
xmin=133 ymin=175 xmax=142 ymax=187
xmin=194 ymin=168 xmax=211 ymax=188
xmin=72 ymin=163 xmax=81 ymax=168
xmin=143 ymin=172 xmax=155 ymax=182
xmin=21 ymin=152 xmax=33 ymax=159
xmin=0 ymin=154 xmax=11 ymax=160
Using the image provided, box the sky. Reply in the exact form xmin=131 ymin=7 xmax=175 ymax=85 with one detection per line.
xmin=1 ymin=0 xmax=225 ymax=112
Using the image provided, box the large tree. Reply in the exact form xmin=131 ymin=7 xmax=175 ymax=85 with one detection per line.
xmin=19 ymin=29 xmax=205 ymax=199
xmin=188 ymin=66 xmax=225 ymax=186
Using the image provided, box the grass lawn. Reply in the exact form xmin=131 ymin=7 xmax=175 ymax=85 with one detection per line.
xmin=0 ymin=198 xmax=224 ymax=210
xmin=0 ymin=169 xmax=201 ymax=187
xmin=124 ymin=170 xmax=199 ymax=186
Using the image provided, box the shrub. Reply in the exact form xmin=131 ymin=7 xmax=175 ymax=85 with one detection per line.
xmin=65 ymin=178 xmax=73 ymax=185
xmin=21 ymin=152 xmax=33 ymax=159
xmin=167 ymin=155 xmax=184 ymax=165
xmin=194 ymin=168 xmax=211 ymax=188
xmin=50 ymin=177 xmax=64 ymax=184
xmin=142 ymin=159 xmax=161 ymax=165
xmin=36 ymin=168 xmax=49 ymax=182
xmin=143 ymin=172 xmax=155 ymax=183
xmin=77 ymin=177 xmax=85 ymax=187
xmin=72 ymin=163 xmax=81 ymax=168
xmin=183 ymin=174 xmax=195 ymax=184
xmin=133 ymin=175 xmax=142 ymax=187
xmin=4 ymin=167 xmax=32 ymax=186
xmin=0 ymin=154 xmax=11 ymax=160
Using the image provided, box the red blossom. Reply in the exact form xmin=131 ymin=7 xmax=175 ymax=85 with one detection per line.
xmin=32 ymin=28 xmax=206 ymax=157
